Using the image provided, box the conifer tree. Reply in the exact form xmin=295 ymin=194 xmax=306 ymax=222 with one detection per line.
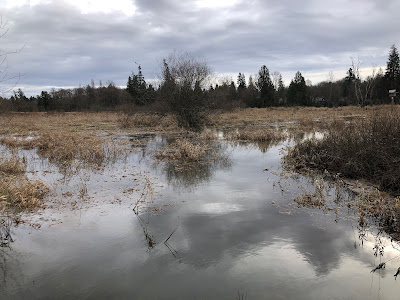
xmin=385 ymin=44 xmax=400 ymax=90
xmin=255 ymin=65 xmax=274 ymax=107
xmin=237 ymin=73 xmax=246 ymax=90
xmin=287 ymin=71 xmax=308 ymax=106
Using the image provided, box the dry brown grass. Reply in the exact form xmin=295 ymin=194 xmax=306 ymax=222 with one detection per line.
xmin=0 ymin=112 xmax=119 ymax=136
xmin=0 ymin=112 xmax=126 ymax=168
xmin=208 ymin=105 xmax=400 ymax=131
xmin=118 ymin=112 xmax=180 ymax=131
xmin=0 ymin=132 xmax=111 ymax=168
xmin=0 ymin=176 xmax=49 ymax=210
xmin=0 ymin=154 xmax=26 ymax=175
xmin=155 ymin=139 xmax=210 ymax=162
xmin=285 ymin=109 xmax=400 ymax=195
xmin=0 ymin=154 xmax=49 ymax=212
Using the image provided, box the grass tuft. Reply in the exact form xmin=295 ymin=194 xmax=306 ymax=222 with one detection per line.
xmin=155 ymin=139 xmax=209 ymax=162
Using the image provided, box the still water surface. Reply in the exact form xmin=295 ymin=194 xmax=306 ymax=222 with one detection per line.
xmin=1 ymin=136 xmax=400 ymax=299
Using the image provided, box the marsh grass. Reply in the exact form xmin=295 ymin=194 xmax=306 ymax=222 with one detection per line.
xmin=209 ymin=105 xmax=400 ymax=132
xmin=0 ymin=131 xmax=120 ymax=170
xmin=0 ymin=153 xmax=48 ymax=211
xmin=285 ymin=108 xmax=400 ymax=239
xmin=285 ymin=109 xmax=400 ymax=195
xmin=0 ymin=154 xmax=26 ymax=175
xmin=118 ymin=112 xmax=180 ymax=131
xmin=155 ymin=139 xmax=210 ymax=162
xmin=294 ymin=179 xmax=327 ymax=208
xmin=0 ymin=176 xmax=49 ymax=211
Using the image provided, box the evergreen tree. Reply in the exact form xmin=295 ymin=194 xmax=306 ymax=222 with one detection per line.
xmin=126 ymin=65 xmax=148 ymax=105
xmin=228 ymin=80 xmax=237 ymax=101
xmin=37 ymin=91 xmax=52 ymax=111
xmin=287 ymin=71 xmax=308 ymax=106
xmin=276 ymin=74 xmax=285 ymax=104
xmin=237 ymin=73 xmax=246 ymax=90
xmin=255 ymin=65 xmax=274 ymax=107
xmin=384 ymin=44 xmax=400 ymax=90
xmin=342 ymin=68 xmax=355 ymax=101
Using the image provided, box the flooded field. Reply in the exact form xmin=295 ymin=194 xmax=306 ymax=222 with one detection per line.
xmin=2 ymin=128 xmax=400 ymax=300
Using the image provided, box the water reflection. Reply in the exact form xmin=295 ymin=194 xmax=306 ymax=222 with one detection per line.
xmin=131 ymin=135 xmax=233 ymax=191
xmin=2 ymin=137 xmax=400 ymax=299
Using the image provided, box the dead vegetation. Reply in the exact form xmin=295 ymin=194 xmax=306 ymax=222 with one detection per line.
xmin=294 ymin=178 xmax=327 ymax=208
xmin=283 ymin=108 xmax=400 ymax=239
xmin=285 ymin=109 xmax=400 ymax=195
xmin=0 ymin=132 xmax=108 ymax=167
xmin=0 ymin=153 xmax=26 ymax=175
xmin=154 ymin=139 xmax=210 ymax=162
xmin=118 ymin=111 xmax=180 ymax=132
xmin=0 ymin=154 xmax=49 ymax=212
xmin=208 ymin=105 xmax=400 ymax=132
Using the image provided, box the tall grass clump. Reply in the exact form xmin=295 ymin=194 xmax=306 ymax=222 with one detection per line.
xmin=0 ymin=154 xmax=48 ymax=211
xmin=0 ymin=131 xmax=118 ymax=169
xmin=286 ymin=110 xmax=400 ymax=194
xmin=155 ymin=139 xmax=209 ymax=162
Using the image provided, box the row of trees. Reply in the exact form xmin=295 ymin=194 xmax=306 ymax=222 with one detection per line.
xmin=1 ymin=45 xmax=399 ymax=127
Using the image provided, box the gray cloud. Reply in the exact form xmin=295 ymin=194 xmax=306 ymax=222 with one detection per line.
xmin=0 ymin=0 xmax=399 ymax=96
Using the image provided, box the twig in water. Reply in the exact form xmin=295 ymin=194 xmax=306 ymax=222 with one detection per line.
xmin=165 ymin=227 xmax=178 ymax=244
xmin=164 ymin=226 xmax=179 ymax=258
xmin=394 ymin=267 xmax=400 ymax=279
xmin=371 ymin=262 xmax=385 ymax=273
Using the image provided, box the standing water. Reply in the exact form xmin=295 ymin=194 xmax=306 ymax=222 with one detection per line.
xmin=1 ymin=135 xmax=399 ymax=299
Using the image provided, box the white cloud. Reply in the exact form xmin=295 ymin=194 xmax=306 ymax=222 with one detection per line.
xmin=195 ymin=0 xmax=239 ymax=9
xmin=1 ymin=0 xmax=137 ymax=16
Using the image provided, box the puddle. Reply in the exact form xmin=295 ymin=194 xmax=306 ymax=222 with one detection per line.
xmin=1 ymin=134 xmax=400 ymax=299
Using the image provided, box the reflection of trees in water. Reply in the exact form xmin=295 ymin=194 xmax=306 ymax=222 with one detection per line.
xmin=131 ymin=134 xmax=232 ymax=191
xmin=162 ymin=142 xmax=232 ymax=191
xmin=0 ymin=247 xmax=24 ymax=296
xmin=0 ymin=216 xmax=13 ymax=247
xmin=230 ymin=139 xmax=280 ymax=153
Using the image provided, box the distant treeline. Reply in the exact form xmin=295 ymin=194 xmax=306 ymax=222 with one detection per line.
xmin=1 ymin=45 xmax=399 ymax=114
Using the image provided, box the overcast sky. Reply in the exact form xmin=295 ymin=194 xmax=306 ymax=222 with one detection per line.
xmin=0 ymin=0 xmax=399 ymax=96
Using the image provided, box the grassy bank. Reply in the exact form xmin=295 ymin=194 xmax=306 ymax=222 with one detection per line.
xmin=285 ymin=108 xmax=400 ymax=195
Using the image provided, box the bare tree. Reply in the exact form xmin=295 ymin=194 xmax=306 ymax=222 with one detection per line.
xmin=163 ymin=51 xmax=212 ymax=89
xmin=160 ymin=51 xmax=212 ymax=130
xmin=351 ymin=57 xmax=378 ymax=107
xmin=271 ymin=71 xmax=282 ymax=91
xmin=0 ymin=16 xmax=23 ymax=95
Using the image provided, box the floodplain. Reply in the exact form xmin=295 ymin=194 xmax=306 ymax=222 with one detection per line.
xmin=1 ymin=106 xmax=400 ymax=299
